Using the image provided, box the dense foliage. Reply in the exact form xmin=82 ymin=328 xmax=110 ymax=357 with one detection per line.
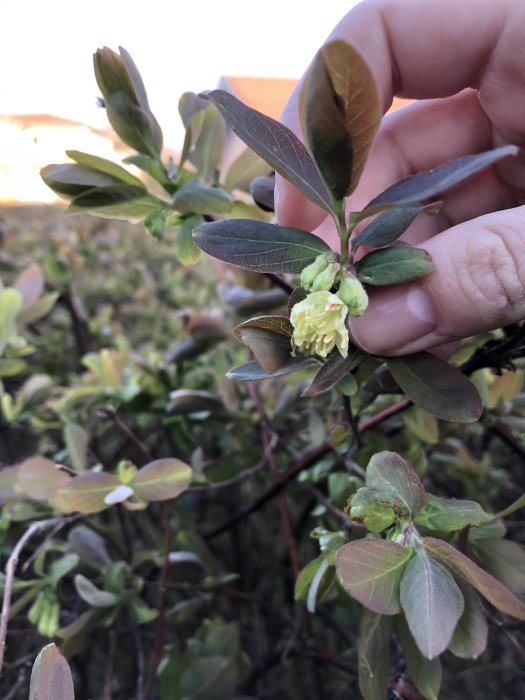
xmin=1 ymin=40 xmax=524 ymax=700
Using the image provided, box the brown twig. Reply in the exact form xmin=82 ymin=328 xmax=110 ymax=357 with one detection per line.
xmin=188 ymin=450 xmax=271 ymax=493
xmin=205 ymin=398 xmax=413 ymax=539
xmin=342 ymin=395 xmax=362 ymax=448
xmin=310 ymin=486 xmax=366 ymax=531
xmin=248 ymin=384 xmax=300 ymax=580
xmin=59 ymin=284 xmax=94 ymax=358
xmin=142 ymin=502 xmax=172 ymax=700
xmin=103 ymin=630 xmax=117 ymax=700
xmin=0 ymin=516 xmax=74 ymax=679
xmin=262 ymin=272 xmax=294 ymax=294
xmin=489 ymin=420 xmax=525 ymax=461
xmin=100 ymin=405 xmax=153 ymax=463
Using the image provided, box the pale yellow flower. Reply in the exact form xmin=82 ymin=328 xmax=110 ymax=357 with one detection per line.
xmin=290 ymin=291 xmax=349 ymax=358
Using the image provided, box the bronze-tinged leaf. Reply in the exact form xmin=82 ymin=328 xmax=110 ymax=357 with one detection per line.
xmin=386 ymin=353 xmax=482 ymax=422
xmin=29 ymin=643 xmax=75 ymax=700
xmin=233 ymin=315 xmax=292 ymax=341
xmin=395 ymin=616 xmax=442 ymax=700
xmin=365 ymin=452 xmax=425 ymax=517
xmin=226 ymin=358 xmax=316 ymax=381
xmin=17 ymin=457 xmax=70 ymax=501
xmin=335 ymin=538 xmax=413 ymax=614
xmin=363 ymin=145 xmax=518 ymax=215
xmin=352 ymin=203 xmax=441 ymax=251
xmin=302 ymin=41 xmax=381 ymax=199
xmin=131 ymin=458 xmax=192 ymax=501
xmin=167 ymin=390 xmax=224 ymax=415
xmin=447 ymin=581 xmax=488 ymax=659
xmin=13 ymin=263 xmax=44 ymax=311
xmin=58 ymin=472 xmax=121 ymax=514
xmin=288 ymin=286 xmax=307 ymax=315
xmin=238 ymin=327 xmax=293 ymax=374
xmin=400 ymin=550 xmax=464 ymax=659
xmin=358 ymin=610 xmax=392 ymax=700
xmin=355 ymin=246 xmax=434 ymax=286
xmin=192 ymin=219 xmax=331 ymax=273
xmin=473 ymin=539 xmax=525 ymax=595
xmin=201 ymin=90 xmax=333 ymax=212
xmin=423 ymin=537 xmax=525 ymax=620
xmin=302 ymin=349 xmax=363 ymax=397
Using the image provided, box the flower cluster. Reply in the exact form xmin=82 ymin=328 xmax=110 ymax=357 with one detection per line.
xmin=290 ymin=254 xmax=369 ymax=359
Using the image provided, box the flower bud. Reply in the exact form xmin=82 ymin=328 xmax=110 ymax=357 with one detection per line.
xmin=338 ymin=275 xmax=369 ymax=317
xmin=311 ymin=262 xmax=340 ymax=292
xmin=300 ymin=253 xmax=331 ymax=291
xmin=290 ymin=291 xmax=349 ymax=358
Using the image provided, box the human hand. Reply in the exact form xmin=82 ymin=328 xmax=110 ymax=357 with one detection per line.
xmin=275 ymin=0 xmax=525 ymax=356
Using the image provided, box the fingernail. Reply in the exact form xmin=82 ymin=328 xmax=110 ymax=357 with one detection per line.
xmin=349 ymin=285 xmax=438 ymax=355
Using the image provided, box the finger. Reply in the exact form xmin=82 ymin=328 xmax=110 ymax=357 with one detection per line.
xmin=276 ymin=0 xmax=525 ymax=228
xmin=349 ymin=206 xmax=525 ymax=356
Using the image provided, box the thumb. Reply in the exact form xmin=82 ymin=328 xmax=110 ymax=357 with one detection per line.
xmin=349 ymin=207 xmax=525 ymax=356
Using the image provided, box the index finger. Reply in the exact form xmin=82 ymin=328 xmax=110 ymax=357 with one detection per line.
xmin=276 ymin=0 xmax=524 ymax=230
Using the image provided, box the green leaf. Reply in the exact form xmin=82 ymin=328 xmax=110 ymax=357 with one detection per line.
xmin=67 ymin=185 xmax=163 ymax=218
xmin=223 ymin=147 xmax=271 ymax=192
xmin=491 ymin=492 xmax=525 ymax=521
xmin=302 ymin=41 xmax=381 ymax=199
xmin=0 ymin=288 xmax=23 ymax=342
xmin=400 ymin=549 xmax=464 ymax=659
xmin=335 ymin=538 xmax=413 ymax=614
xmin=175 ymin=215 xmax=202 ymax=265
xmin=167 ymin=390 xmax=223 ymax=415
xmin=415 ymin=494 xmax=492 ymax=533
xmin=202 ymin=89 xmax=332 ymax=212
xmin=173 ymin=181 xmax=233 ymax=216
xmin=295 ymin=555 xmax=326 ymax=601
xmin=13 ymin=263 xmax=44 ymax=310
xmin=193 ymin=219 xmax=331 ymax=273
xmin=423 ymin=537 xmax=525 ymax=620
xmin=386 ymin=353 xmax=483 ymax=422
xmin=403 ymin=407 xmax=439 ymax=444
xmin=365 ymin=451 xmax=425 ymax=518
xmin=358 ymin=610 xmax=392 ymax=700
xmin=131 ymin=458 xmax=192 ymax=501
xmin=473 ymin=539 xmax=525 ymax=595
xmin=40 ymin=163 xmax=127 ymax=197
xmin=123 ymin=154 xmax=168 ymax=185
xmin=226 ymin=358 xmax=316 ymax=381
xmin=191 ymin=104 xmax=227 ymax=179
xmin=352 ymin=203 xmax=441 ymax=250
xmin=349 ymin=489 xmax=398 ymax=533
xmin=49 ymin=554 xmax=80 ymax=589
xmin=68 ymin=526 xmax=112 ymax=571
xmin=395 ymin=615 xmax=442 ymax=699
xmin=66 ymin=150 xmax=144 ymax=187
xmin=355 ymin=246 xmax=434 ymax=286
xmin=64 ymin=423 xmax=89 ymax=472
xmin=74 ymin=574 xmax=119 ymax=607
xmin=302 ymin=350 xmax=363 ymax=397
xmin=29 ymin=643 xmax=75 ymax=700
xmin=363 ymin=145 xmax=518 ymax=214
xmin=58 ymin=472 xmax=121 ymax=514
xmin=447 ymin=581 xmax=488 ymax=659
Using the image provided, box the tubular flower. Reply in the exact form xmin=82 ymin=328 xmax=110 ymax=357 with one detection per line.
xmin=338 ymin=275 xmax=369 ymax=317
xmin=290 ymin=291 xmax=349 ymax=358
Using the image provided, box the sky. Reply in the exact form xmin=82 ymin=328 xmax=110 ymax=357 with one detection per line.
xmin=3 ymin=0 xmax=360 ymax=149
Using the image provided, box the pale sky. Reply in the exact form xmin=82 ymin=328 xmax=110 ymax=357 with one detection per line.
xmin=3 ymin=0 xmax=360 ymax=149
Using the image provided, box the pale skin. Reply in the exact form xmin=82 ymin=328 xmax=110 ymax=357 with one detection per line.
xmin=275 ymin=0 xmax=525 ymax=356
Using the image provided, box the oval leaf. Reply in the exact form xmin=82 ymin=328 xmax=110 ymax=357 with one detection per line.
xmin=447 ymin=581 xmax=488 ymax=659
xmin=366 ymin=451 xmax=425 ymax=517
xmin=132 ymin=458 xmax=192 ymax=501
xmin=358 ymin=610 xmax=392 ymax=700
xmin=193 ymin=219 xmax=331 ymax=273
xmin=224 ymin=147 xmax=272 ymax=192
xmin=58 ymin=472 xmax=121 ymax=514
xmin=415 ymin=494 xmax=492 ymax=533
xmin=474 ymin=539 xmax=525 ymax=595
xmin=352 ymin=203 xmax=441 ymax=250
xmin=17 ymin=457 xmax=69 ymax=501
xmin=29 ymin=643 xmax=75 ymax=700
xmin=249 ymin=174 xmax=275 ymax=211
xmin=167 ymin=389 xmax=224 ymax=415
xmin=234 ymin=315 xmax=292 ymax=341
xmin=202 ymin=89 xmax=332 ymax=212
xmin=395 ymin=615 xmax=442 ymax=700
xmin=173 ymin=180 xmax=233 ymax=215
xmin=387 ymin=353 xmax=482 ymax=422
xmin=364 ymin=145 xmax=518 ymax=213
xmin=74 ymin=574 xmax=119 ymax=608
xmin=356 ymin=246 xmax=434 ymax=286
xmin=302 ymin=350 xmax=363 ymax=397
xmin=423 ymin=537 xmax=525 ymax=620
xmin=66 ymin=150 xmax=144 ymax=187
xmin=238 ymin=327 xmax=293 ymax=374
xmin=400 ymin=550 xmax=464 ymax=659
xmin=302 ymin=41 xmax=381 ymax=199
xmin=336 ymin=538 xmax=413 ymax=614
